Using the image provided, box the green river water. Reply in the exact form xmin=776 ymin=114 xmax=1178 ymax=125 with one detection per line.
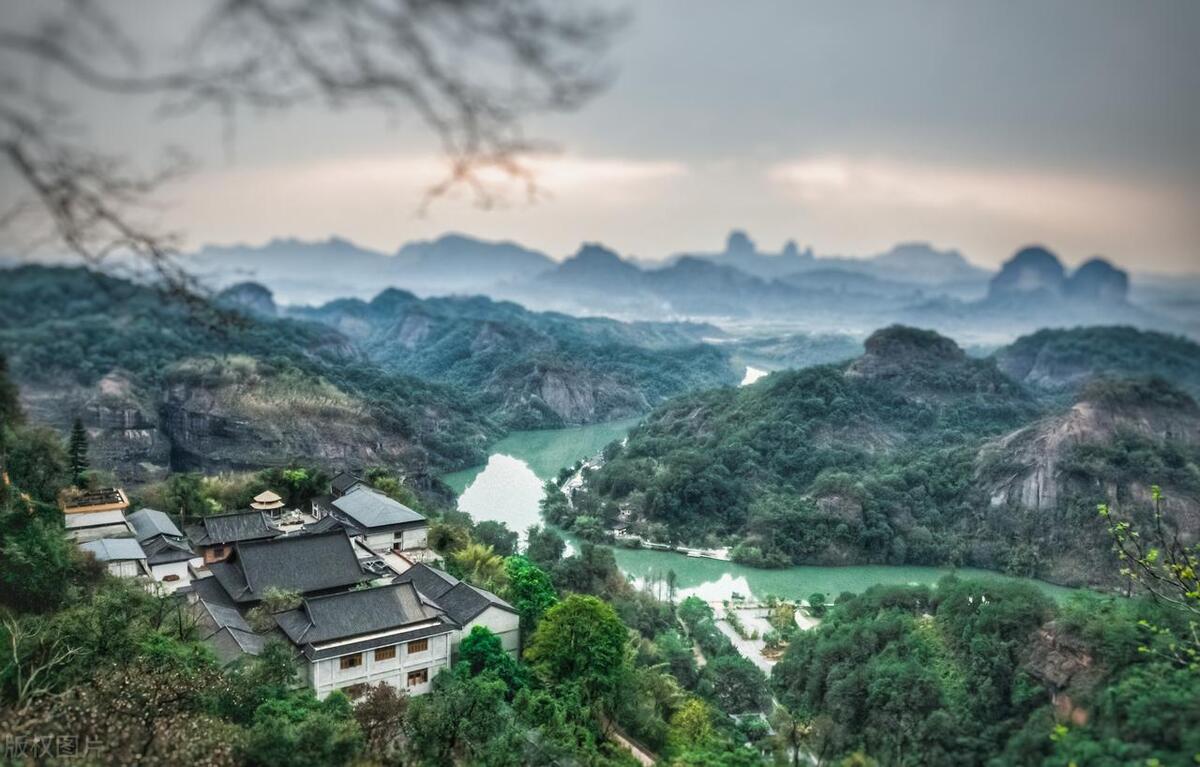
xmin=442 ymin=420 xmax=1075 ymax=603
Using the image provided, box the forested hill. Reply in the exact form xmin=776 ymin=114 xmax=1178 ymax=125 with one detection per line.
xmin=994 ymin=325 xmax=1200 ymax=402
xmin=0 ymin=267 xmax=736 ymax=483
xmin=573 ymin=325 xmax=1200 ymax=586
xmin=288 ymin=287 xmax=737 ymax=428
xmin=0 ymin=266 xmax=503 ymax=482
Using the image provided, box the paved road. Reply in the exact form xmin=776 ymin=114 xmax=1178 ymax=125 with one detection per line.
xmin=714 ymin=617 xmax=776 ymax=674
xmin=602 ymin=718 xmax=656 ymax=766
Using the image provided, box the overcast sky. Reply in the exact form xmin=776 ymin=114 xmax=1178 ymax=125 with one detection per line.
xmin=4 ymin=1 xmax=1199 ymax=271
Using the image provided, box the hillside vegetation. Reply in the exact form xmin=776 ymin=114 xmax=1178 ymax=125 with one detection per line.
xmin=572 ymin=326 xmax=1200 ymax=586
xmin=0 ymin=266 xmax=499 ymax=479
xmin=995 ymin=326 xmax=1200 ymax=402
xmin=0 ymin=267 xmax=738 ymax=481
xmin=290 ymin=288 xmax=737 ymax=428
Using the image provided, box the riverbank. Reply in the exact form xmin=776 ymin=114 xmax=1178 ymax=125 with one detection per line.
xmin=443 ymin=418 xmax=1081 ymax=604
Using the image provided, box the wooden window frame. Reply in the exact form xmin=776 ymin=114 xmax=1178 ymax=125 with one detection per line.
xmin=339 ymin=653 xmax=363 ymax=670
xmin=406 ymin=668 xmax=429 ymax=687
xmin=407 ymin=638 xmax=429 ymax=654
xmin=374 ymin=645 xmax=396 ymax=662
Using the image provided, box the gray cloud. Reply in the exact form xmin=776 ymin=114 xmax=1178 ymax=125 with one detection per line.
xmin=3 ymin=0 xmax=1198 ymax=271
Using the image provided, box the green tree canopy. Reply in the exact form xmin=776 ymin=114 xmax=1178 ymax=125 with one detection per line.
xmin=524 ymin=594 xmax=629 ymax=708
xmin=503 ymin=555 xmax=558 ymax=638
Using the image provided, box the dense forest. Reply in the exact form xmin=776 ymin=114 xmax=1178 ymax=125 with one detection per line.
xmin=771 ymin=578 xmax=1200 ymax=766
xmin=0 ymin=267 xmax=738 ymax=481
xmin=567 ymin=326 xmax=1200 ymax=586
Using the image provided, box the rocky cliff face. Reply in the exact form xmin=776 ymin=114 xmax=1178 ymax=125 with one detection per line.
xmin=19 ymin=372 xmax=171 ymax=484
xmin=16 ymin=359 xmax=453 ymax=484
xmin=159 ymin=357 xmax=431 ymax=474
xmin=980 ymin=398 xmax=1192 ymax=512
xmin=488 ymin=363 xmax=649 ymax=429
xmin=977 ymin=382 xmax=1200 ymax=584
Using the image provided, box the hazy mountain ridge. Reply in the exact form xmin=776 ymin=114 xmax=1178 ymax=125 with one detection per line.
xmin=187 ymin=231 xmax=1194 ymax=343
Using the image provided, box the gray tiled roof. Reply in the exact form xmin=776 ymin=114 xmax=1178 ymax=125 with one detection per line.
xmin=275 ymin=581 xmax=435 ymax=645
xmin=128 ymin=508 xmax=182 ymax=541
xmin=331 ymin=487 xmax=425 ymax=531
xmin=301 ymin=515 xmax=345 ymax=535
xmin=208 ymin=529 xmax=371 ymax=603
xmin=140 ymin=534 xmax=196 ymax=565
xmin=199 ymin=596 xmax=254 ymax=634
xmin=188 ymin=511 xmax=280 ymax=547
xmin=195 ymin=592 xmax=266 ymax=662
xmin=330 ymin=471 xmax=363 ymax=496
xmin=79 ymin=537 xmax=146 ymax=562
xmin=393 ymin=562 xmax=458 ymax=601
xmin=394 ymin=564 xmax=515 ymax=625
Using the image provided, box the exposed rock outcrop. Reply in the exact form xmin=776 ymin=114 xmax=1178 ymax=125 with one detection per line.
xmin=19 ymin=372 xmax=171 ymax=483
xmin=980 ymin=380 xmax=1200 ymax=515
xmin=1024 ymin=622 xmax=1100 ymax=725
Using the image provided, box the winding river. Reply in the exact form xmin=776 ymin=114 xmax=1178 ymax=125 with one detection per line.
xmin=442 ymin=420 xmax=1075 ymax=602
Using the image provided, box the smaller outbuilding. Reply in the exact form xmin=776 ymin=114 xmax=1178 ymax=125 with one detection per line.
xmin=79 ymin=537 xmax=150 ymax=578
xmin=393 ymin=563 xmax=520 ymax=656
xmin=250 ymin=489 xmax=286 ymax=519
xmin=329 ymin=486 xmax=428 ymax=552
xmin=128 ymin=508 xmax=201 ymax=592
xmin=63 ymin=509 xmax=134 ymax=542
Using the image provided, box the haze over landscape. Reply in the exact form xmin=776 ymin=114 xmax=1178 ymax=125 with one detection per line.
xmin=3 ymin=1 xmax=1198 ymax=274
xmin=2 ymin=2 xmax=1199 ymax=766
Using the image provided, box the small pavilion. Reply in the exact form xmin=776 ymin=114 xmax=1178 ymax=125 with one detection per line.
xmin=250 ymin=490 xmax=286 ymax=519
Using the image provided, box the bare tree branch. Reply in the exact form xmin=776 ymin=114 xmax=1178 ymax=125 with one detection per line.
xmin=0 ymin=0 xmax=622 ymax=299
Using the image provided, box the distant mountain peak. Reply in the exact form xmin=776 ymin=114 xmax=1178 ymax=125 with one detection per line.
xmin=1065 ymin=257 xmax=1129 ymax=302
xmin=216 ymin=281 xmax=277 ymax=317
xmin=986 ymin=246 xmax=1129 ymax=305
xmin=780 ymin=239 xmax=813 ymax=261
xmin=571 ymin=243 xmax=625 ymax=265
xmin=725 ymin=230 xmax=757 ymax=256
xmin=988 ymin=245 xmax=1067 ymax=299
